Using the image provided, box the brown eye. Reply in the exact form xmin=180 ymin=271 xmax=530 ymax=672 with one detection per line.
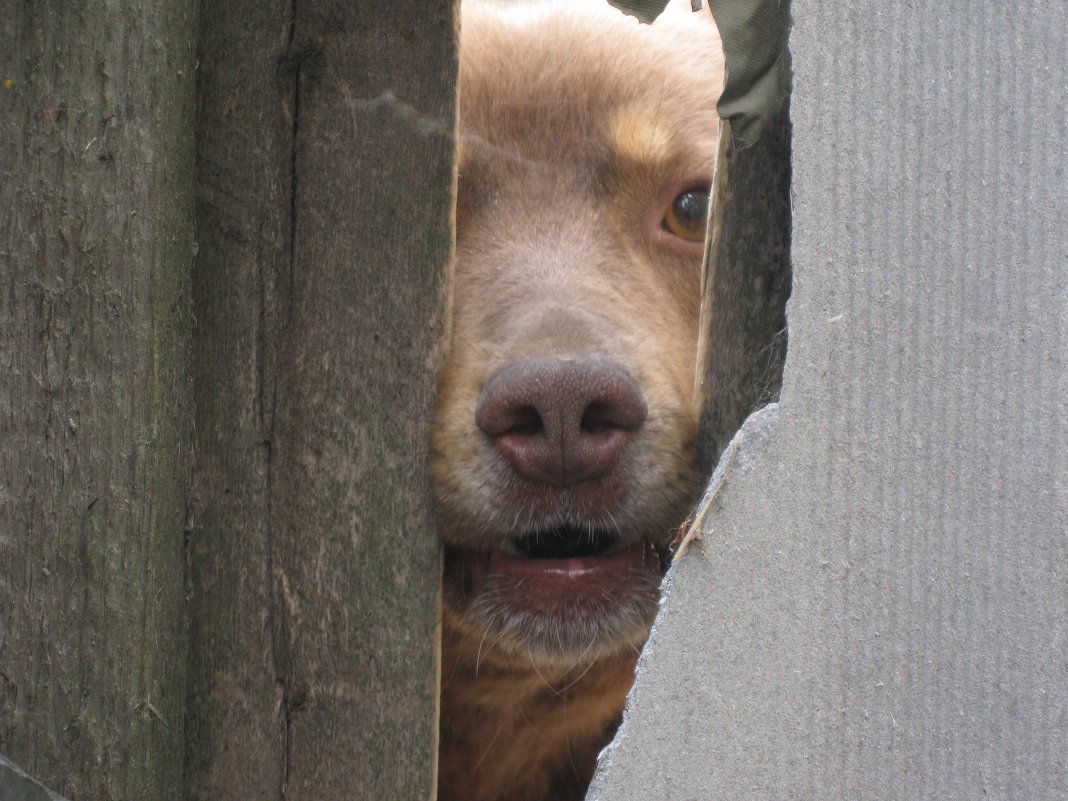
xmin=663 ymin=187 xmax=710 ymax=242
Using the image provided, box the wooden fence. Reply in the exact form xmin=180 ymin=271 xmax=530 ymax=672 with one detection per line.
xmin=2 ymin=2 xmax=455 ymax=798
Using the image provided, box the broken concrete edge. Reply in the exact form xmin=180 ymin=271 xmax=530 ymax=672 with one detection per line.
xmin=696 ymin=401 xmax=781 ymax=508
xmin=587 ymin=401 xmax=781 ymax=797
xmin=0 ymin=754 xmax=70 ymax=801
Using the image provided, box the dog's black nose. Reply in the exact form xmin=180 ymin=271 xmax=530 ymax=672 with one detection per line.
xmin=475 ymin=357 xmax=647 ymax=487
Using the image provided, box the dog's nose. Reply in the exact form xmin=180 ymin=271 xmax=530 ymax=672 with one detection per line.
xmin=475 ymin=357 xmax=647 ymax=486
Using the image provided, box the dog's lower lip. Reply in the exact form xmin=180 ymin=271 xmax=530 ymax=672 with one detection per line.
xmin=493 ymin=543 xmax=634 ymax=576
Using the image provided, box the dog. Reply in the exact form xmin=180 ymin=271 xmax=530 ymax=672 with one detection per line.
xmin=431 ymin=2 xmax=724 ymax=799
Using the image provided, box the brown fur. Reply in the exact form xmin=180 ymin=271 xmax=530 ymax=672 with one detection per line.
xmin=433 ymin=2 xmax=724 ymax=799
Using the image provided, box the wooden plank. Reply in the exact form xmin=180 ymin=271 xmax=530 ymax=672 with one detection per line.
xmin=270 ymin=2 xmax=457 ymax=798
xmin=695 ymin=108 xmax=792 ymax=474
xmin=185 ymin=1 xmax=292 ymax=798
xmin=0 ymin=0 xmax=197 ymax=798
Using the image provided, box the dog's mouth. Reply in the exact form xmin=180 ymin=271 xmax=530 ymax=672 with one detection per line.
xmin=444 ymin=524 xmax=665 ymax=661
xmin=454 ymin=523 xmax=664 ymax=610
xmin=508 ymin=525 xmax=623 ymax=560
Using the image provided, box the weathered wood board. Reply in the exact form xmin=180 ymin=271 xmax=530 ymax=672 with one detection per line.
xmin=189 ymin=2 xmax=457 ymax=799
xmin=0 ymin=1 xmax=198 ymax=798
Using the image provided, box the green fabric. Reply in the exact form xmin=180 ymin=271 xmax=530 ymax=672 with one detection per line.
xmin=707 ymin=0 xmax=791 ymax=146
xmin=610 ymin=0 xmax=791 ymax=146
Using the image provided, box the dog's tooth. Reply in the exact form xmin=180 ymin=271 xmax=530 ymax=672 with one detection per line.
xmin=499 ymin=538 xmax=525 ymax=557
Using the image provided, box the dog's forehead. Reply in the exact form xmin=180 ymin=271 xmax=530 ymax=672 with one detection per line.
xmin=458 ymin=1 xmax=722 ymax=174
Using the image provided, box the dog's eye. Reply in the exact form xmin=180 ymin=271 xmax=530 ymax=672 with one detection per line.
xmin=663 ymin=187 xmax=710 ymax=242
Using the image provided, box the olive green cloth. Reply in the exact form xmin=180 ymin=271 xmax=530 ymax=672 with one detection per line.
xmin=610 ymin=0 xmax=791 ymax=146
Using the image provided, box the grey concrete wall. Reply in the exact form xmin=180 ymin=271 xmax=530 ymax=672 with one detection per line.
xmin=590 ymin=1 xmax=1067 ymax=798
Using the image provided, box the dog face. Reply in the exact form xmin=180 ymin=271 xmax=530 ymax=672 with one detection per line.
xmin=432 ymin=0 xmax=724 ymax=667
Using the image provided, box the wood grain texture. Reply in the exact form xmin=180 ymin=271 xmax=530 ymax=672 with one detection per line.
xmin=0 ymin=1 xmax=197 ymax=798
xmin=273 ymin=4 xmax=456 ymax=795
xmin=697 ymin=108 xmax=792 ymax=475
xmin=192 ymin=2 xmax=457 ymax=799
xmin=185 ymin=1 xmax=292 ymax=798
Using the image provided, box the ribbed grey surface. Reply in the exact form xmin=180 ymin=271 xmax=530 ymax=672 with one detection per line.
xmin=589 ymin=1 xmax=1067 ymax=798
